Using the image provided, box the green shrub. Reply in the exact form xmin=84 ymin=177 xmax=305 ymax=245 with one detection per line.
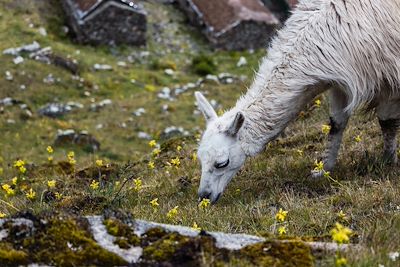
xmin=191 ymin=54 xmax=217 ymax=75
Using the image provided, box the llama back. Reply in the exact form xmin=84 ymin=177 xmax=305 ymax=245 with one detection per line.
xmin=246 ymin=0 xmax=400 ymax=112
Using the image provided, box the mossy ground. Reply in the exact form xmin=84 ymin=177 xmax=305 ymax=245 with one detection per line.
xmin=0 ymin=0 xmax=399 ymax=266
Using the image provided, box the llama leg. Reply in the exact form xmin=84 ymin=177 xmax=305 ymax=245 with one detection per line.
xmin=377 ymin=100 xmax=400 ymax=164
xmin=312 ymin=87 xmax=349 ymax=178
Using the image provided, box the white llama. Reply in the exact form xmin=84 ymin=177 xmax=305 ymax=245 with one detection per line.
xmin=195 ymin=0 xmax=400 ymax=203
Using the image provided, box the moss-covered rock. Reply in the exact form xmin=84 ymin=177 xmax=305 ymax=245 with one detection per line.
xmin=0 ymin=213 xmax=127 ymax=267
xmin=238 ymin=240 xmax=314 ymax=267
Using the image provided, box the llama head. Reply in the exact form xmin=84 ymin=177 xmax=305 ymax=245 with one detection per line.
xmin=195 ymin=92 xmax=246 ymax=204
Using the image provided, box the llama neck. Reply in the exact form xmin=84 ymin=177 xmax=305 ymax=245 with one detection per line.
xmin=235 ymin=60 xmax=327 ymax=156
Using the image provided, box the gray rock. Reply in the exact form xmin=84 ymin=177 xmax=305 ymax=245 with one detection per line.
xmin=61 ymin=0 xmax=147 ymax=46
xmin=2 ymin=41 xmax=41 ymax=56
xmin=93 ymin=64 xmax=113 ymax=71
xmin=160 ymin=126 xmax=190 ymax=140
xmin=38 ymin=102 xmax=83 ymax=118
xmin=90 ymin=99 xmax=112 ymax=112
xmin=55 ymin=129 xmax=100 ymax=151
xmin=137 ymin=131 xmax=151 ymax=140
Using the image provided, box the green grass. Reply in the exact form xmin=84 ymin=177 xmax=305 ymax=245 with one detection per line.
xmin=0 ymin=0 xmax=399 ymax=266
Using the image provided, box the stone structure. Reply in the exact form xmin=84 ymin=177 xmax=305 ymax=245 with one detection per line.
xmin=61 ymin=0 xmax=147 ymax=46
xmin=177 ymin=0 xmax=281 ymax=50
xmin=262 ymin=0 xmax=299 ymax=21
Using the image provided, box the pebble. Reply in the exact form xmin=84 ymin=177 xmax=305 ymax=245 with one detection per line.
xmin=13 ymin=56 xmax=24 ymax=65
xmin=93 ymin=64 xmax=113 ymax=71
xmin=236 ymin=56 xmax=247 ymax=67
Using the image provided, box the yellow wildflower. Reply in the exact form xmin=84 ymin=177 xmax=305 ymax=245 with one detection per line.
xmin=2 ymin=184 xmax=15 ymax=196
xmin=150 ymin=198 xmax=159 ymax=208
xmin=315 ymin=99 xmax=321 ymax=107
xmin=335 ymin=257 xmax=347 ymax=267
xmin=192 ymin=222 xmax=201 ymax=231
xmin=90 ymin=180 xmax=99 ymax=190
xmin=47 ymin=180 xmax=56 ymax=188
xmin=314 ymin=160 xmax=325 ymax=172
xmin=152 ymin=148 xmax=161 ymax=157
xmin=115 ymin=181 xmax=120 ymax=186
xmin=133 ymin=178 xmax=142 ymax=191
xmin=170 ymin=157 xmax=180 ymax=168
xmin=26 ymin=188 xmax=36 ymax=200
xmin=67 ymin=151 xmax=76 ymax=165
xmin=148 ymin=161 xmax=155 ymax=169
xmin=322 ymin=124 xmax=331 ymax=135
xmin=55 ymin=192 xmax=63 ymax=200
xmin=198 ymin=198 xmax=211 ymax=209
xmin=330 ymin=223 xmax=353 ymax=244
xmin=275 ymin=208 xmax=288 ymax=222
xmin=217 ymin=109 xmax=224 ymax=116
xmin=191 ymin=152 xmax=197 ymax=162
xmin=12 ymin=177 xmax=18 ymax=185
xmin=278 ymin=226 xmax=287 ymax=236
xmin=19 ymin=166 xmax=26 ymax=174
xmin=47 ymin=146 xmax=54 ymax=153
xmin=96 ymin=159 xmax=103 ymax=167
xmin=166 ymin=206 xmax=179 ymax=220
xmin=323 ymin=171 xmax=331 ymax=178
xmin=176 ymin=145 xmax=182 ymax=152
xmin=354 ymin=135 xmax=362 ymax=142
xmin=48 ymin=156 xmax=53 ymax=162
xmin=0 ymin=212 xmax=6 ymax=218
xmin=13 ymin=159 xmax=25 ymax=168
xmin=148 ymin=140 xmax=157 ymax=148
xmin=296 ymin=149 xmax=304 ymax=156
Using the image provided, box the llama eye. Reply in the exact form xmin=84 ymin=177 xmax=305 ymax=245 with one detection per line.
xmin=214 ymin=159 xmax=229 ymax=169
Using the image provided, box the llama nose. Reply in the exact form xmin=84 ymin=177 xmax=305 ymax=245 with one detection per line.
xmin=198 ymin=190 xmax=211 ymax=202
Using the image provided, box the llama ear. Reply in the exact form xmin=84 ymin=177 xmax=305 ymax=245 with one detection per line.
xmin=195 ymin=91 xmax=217 ymax=122
xmin=226 ymin=112 xmax=245 ymax=136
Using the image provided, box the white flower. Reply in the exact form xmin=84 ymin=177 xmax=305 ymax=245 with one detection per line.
xmin=388 ymin=251 xmax=399 ymax=261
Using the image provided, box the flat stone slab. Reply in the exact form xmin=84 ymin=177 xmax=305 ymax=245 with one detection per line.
xmin=0 ymin=212 xmax=352 ymax=266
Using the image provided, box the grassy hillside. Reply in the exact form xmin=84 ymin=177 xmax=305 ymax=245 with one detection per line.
xmin=0 ymin=0 xmax=399 ymax=266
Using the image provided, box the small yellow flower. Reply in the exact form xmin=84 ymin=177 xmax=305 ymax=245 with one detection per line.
xmin=2 ymin=184 xmax=15 ymax=196
xmin=315 ymin=99 xmax=321 ymax=107
xmin=323 ymin=171 xmax=331 ymax=178
xmin=192 ymin=222 xmax=201 ymax=231
xmin=166 ymin=206 xmax=179 ymax=220
xmin=12 ymin=177 xmax=18 ymax=185
xmin=47 ymin=146 xmax=54 ymax=154
xmin=55 ymin=192 xmax=63 ymax=200
xmin=133 ymin=178 xmax=142 ymax=191
xmin=96 ymin=159 xmax=103 ymax=167
xmin=148 ymin=161 xmax=155 ymax=169
xmin=13 ymin=159 xmax=25 ymax=168
xmin=0 ymin=212 xmax=6 ymax=218
xmin=90 ymin=180 xmax=99 ymax=190
xmin=150 ymin=198 xmax=159 ymax=208
xmin=321 ymin=124 xmax=331 ymax=135
xmin=148 ymin=140 xmax=157 ymax=148
xmin=275 ymin=208 xmax=288 ymax=222
xmin=115 ymin=181 xmax=120 ymax=186
xmin=176 ymin=145 xmax=182 ymax=152
xmin=152 ymin=148 xmax=161 ymax=157
xmin=354 ymin=135 xmax=362 ymax=142
xmin=278 ymin=226 xmax=287 ymax=236
xmin=68 ymin=151 xmax=76 ymax=165
xmin=48 ymin=156 xmax=53 ymax=162
xmin=296 ymin=149 xmax=304 ymax=156
xmin=217 ymin=109 xmax=224 ymax=116
xmin=330 ymin=223 xmax=353 ymax=244
xmin=47 ymin=180 xmax=56 ymax=188
xmin=26 ymin=188 xmax=36 ymax=200
xmin=335 ymin=257 xmax=347 ymax=267
xmin=191 ymin=152 xmax=197 ymax=162
xmin=170 ymin=157 xmax=180 ymax=168
xmin=314 ymin=160 xmax=325 ymax=172
xmin=67 ymin=151 xmax=75 ymax=159
xmin=19 ymin=166 xmax=26 ymax=174
xmin=198 ymin=198 xmax=211 ymax=209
